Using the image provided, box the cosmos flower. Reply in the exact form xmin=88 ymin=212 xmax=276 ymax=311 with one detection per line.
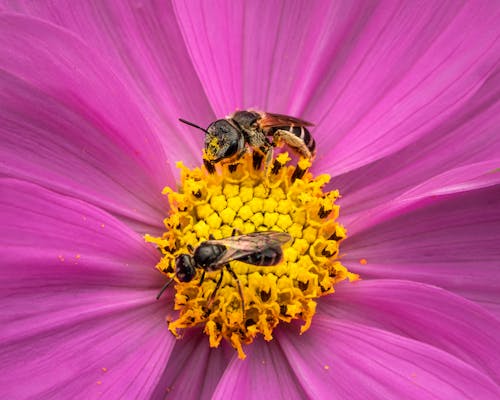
xmin=1 ymin=1 xmax=500 ymax=399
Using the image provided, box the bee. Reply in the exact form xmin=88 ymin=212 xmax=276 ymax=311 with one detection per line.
xmin=156 ymin=231 xmax=292 ymax=313
xmin=179 ymin=110 xmax=316 ymax=172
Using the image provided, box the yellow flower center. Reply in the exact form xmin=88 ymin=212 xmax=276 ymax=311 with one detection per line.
xmin=146 ymin=152 xmax=358 ymax=359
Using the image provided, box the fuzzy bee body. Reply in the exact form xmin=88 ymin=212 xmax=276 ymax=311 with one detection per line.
xmin=179 ymin=110 xmax=316 ymax=170
xmin=156 ymin=231 xmax=291 ymax=312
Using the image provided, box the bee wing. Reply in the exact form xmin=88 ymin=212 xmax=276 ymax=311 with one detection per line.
xmin=259 ymin=112 xmax=314 ymax=129
xmin=204 ymin=232 xmax=292 ymax=265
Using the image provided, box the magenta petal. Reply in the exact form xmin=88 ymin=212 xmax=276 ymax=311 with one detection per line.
xmin=0 ymin=294 xmax=173 ymax=399
xmin=321 ymin=280 xmax=500 ymax=386
xmin=337 ymin=68 xmax=500 ymax=233
xmin=315 ymin=2 xmax=500 ymax=174
xmin=175 ymin=1 xmax=499 ymax=175
xmin=342 ymin=186 xmax=500 ymax=316
xmin=0 ymin=14 xmax=172 ymax=230
xmin=340 ymin=160 xmax=500 ymax=234
xmin=0 ymin=179 xmax=173 ymax=397
xmin=213 ymin=339 xmax=307 ymax=399
xmin=1 ymin=1 xmax=214 ymax=162
xmin=278 ymin=316 xmax=500 ymax=399
xmin=173 ymin=1 xmax=375 ymax=116
xmin=0 ymin=178 xmax=160 ymax=288
xmin=152 ymin=330 xmax=233 ymax=400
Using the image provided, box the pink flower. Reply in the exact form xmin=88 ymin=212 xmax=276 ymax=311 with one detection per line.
xmin=1 ymin=1 xmax=499 ymax=399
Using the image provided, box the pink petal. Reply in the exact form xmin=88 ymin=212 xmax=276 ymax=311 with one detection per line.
xmin=0 ymin=14 xmax=171 ymax=231
xmin=174 ymin=1 xmax=500 ymax=179
xmin=0 ymin=179 xmax=173 ymax=397
xmin=213 ymin=338 xmax=307 ymax=399
xmin=1 ymin=1 xmax=215 ymax=164
xmin=315 ymin=1 xmax=500 ymax=174
xmin=278 ymin=316 xmax=500 ymax=399
xmin=321 ymin=280 xmax=500 ymax=386
xmin=342 ymin=186 xmax=500 ymax=317
xmin=337 ymin=69 xmax=500 ymax=232
xmin=152 ymin=330 xmax=233 ymax=400
xmin=173 ymin=1 xmax=375 ymax=116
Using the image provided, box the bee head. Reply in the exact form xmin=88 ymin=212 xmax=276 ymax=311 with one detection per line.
xmin=175 ymin=254 xmax=197 ymax=282
xmin=205 ymin=120 xmax=244 ymax=162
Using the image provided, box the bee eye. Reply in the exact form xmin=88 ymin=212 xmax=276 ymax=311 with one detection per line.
xmin=224 ymin=138 xmax=239 ymax=157
xmin=175 ymin=254 xmax=196 ymax=282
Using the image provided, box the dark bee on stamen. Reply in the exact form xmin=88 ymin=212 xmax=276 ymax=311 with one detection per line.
xmin=156 ymin=231 xmax=291 ymax=316
xmin=179 ymin=110 xmax=316 ymax=174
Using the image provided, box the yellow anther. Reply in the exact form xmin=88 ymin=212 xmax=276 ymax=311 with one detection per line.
xmin=206 ymin=213 xmax=222 ymax=229
xmin=227 ymin=196 xmax=243 ymax=211
xmin=196 ymin=203 xmax=212 ymax=219
xmin=276 ymin=214 xmax=293 ymax=230
xmin=249 ymin=212 xmax=264 ymax=227
xmin=248 ymin=198 xmax=264 ymax=213
xmin=263 ymin=198 xmax=278 ymax=212
xmin=302 ymin=226 xmax=318 ymax=244
xmin=239 ymin=186 xmax=254 ymax=202
xmin=263 ymin=212 xmax=279 ymax=227
xmin=220 ymin=207 xmax=236 ymax=224
xmin=210 ymin=195 xmax=227 ymax=212
xmin=237 ymin=205 xmax=253 ymax=220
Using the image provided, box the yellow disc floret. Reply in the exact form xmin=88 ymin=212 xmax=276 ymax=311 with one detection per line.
xmin=146 ymin=152 xmax=358 ymax=359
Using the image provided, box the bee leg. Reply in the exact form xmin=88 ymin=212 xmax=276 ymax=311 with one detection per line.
xmin=262 ymin=146 xmax=277 ymax=189
xmin=187 ymin=244 xmax=194 ymax=253
xmin=264 ymin=146 xmax=274 ymax=174
xmin=226 ymin=264 xmax=245 ymax=315
xmin=208 ymin=269 xmax=224 ymax=307
xmin=199 ymin=270 xmax=206 ymax=286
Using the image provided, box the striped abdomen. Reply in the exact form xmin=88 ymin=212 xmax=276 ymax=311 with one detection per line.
xmin=236 ymin=246 xmax=283 ymax=266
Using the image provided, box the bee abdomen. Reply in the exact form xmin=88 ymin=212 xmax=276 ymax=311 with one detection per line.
xmin=237 ymin=247 xmax=283 ymax=266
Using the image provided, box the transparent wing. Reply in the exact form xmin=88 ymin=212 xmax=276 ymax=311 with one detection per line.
xmin=259 ymin=112 xmax=314 ymax=129
xmin=204 ymin=231 xmax=291 ymax=266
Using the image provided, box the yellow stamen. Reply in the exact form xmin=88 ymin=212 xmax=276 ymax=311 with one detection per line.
xmin=146 ymin=152 xmax=358 ymax=358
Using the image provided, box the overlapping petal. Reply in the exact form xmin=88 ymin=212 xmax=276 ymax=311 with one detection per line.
xmin=0 ymin=14 xmax=172 ymax=232
xmin=152 ymin=330 xmax=233 ymax=400
xmin=337 ymin=69 xmax=500 ymax=232
xmin=213 ymin=338 xmax=307 ymax=400
xmin=173 ymin=1 xmax=500 ymax=175
xmin=1 ymin=1 xmax=214 ymax=160
xmin=342 ymin=185 xmax=500 ymax=316
xmin=0 ymin=179 xmax=172 ymax=398
xmin=321 ymin=280 xmax=500 ymax=385
xmin=278 ymin=316 xmax=500 ymax=400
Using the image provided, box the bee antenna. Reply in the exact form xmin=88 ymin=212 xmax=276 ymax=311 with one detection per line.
xmin=156 ymin=277 xmax=175 ymax=300
xmin=179 ymin=118 xmax=209 ymax=134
